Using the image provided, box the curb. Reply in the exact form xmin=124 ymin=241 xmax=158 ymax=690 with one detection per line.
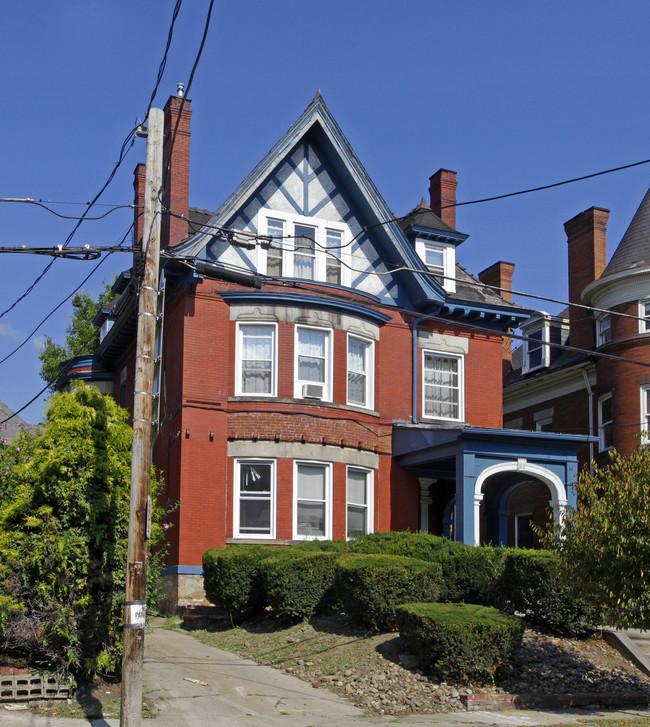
xmin=461 ymin=692 xmax=650 ymax=711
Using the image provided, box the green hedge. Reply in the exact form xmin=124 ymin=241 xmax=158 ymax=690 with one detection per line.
xmin=438 ymin=544 xmax=506 ymax=605
xmin=396 ymin=602 xmax=524 ymax=681
xmin=203 ymin=545 xmax=278 ymax=620
xmin=335 ymin=553 xmax=442 ymax=631
xmin=500 ymin=549 xmax=601 ymax=636
xmin=260 ymin=551 xmax=339 ymax=621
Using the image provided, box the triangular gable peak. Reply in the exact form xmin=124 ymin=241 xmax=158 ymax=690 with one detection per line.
xmin=174 ymin=94 xmax=444 ymax=310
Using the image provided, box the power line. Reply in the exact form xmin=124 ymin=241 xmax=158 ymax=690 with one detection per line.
xmin=0 ymin=198 xmax=134 ymax=221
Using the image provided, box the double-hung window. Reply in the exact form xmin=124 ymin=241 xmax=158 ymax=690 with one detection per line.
xmin=347 ymin=335 xmax=374 ymax=409
xmin=597 ymin=313 xmax=612 ymax=346
xmin=422 ymin=351 xmax=463 ymax=421
xmin=236 ymin=323 xmax=277 ymax=396
xmin=346 ymin=467 xmax=373 ymax=538
xmin=641 ymin=386 xmax=650 ymax=443
xmin=424 ymin=243 xmax=445 ymax=284
xmin=293 ymin=224 xmax=317 ymax=280
xmin=598 ymin=393 xmax=613 ymax=452
xmin=295 ymin=326 xmax=331 ymax=400
xmin=524 ymin=326 xmax=547 ymax=371
xmin=294 ymin=461 xmax=331 ymax=539
xmin=266 ymin=219 xmax=284 ymax=276
xmin=325 ymin=229 xmax=342 ymax=284
xmin=234 ymin=460 xmax=275 ymax=538
xmin=639 ymin=301 xmax=650 ymax=333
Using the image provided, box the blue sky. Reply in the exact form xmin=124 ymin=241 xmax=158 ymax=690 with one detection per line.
xmin=1 ymin=1 xmax=649 ymax=424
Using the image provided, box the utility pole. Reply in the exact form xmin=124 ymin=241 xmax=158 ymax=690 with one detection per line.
xmin=120 ymin=107 xmax=163 ymax=727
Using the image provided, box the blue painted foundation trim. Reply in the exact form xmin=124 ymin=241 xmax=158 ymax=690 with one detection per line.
xmin=220 ymin=291 xmax=391 ymax=324
xmin=162 ymin=565 xmax=204 ymax=576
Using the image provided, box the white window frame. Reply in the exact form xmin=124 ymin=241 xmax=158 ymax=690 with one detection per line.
xmin=260 ymin=211 xmax=350 ymax=286
xmin=346 ymin=466 xmax=374 ymax=539
xmin=294 ymin=325 xmax=333 ymax=401
xmin=346 ymin=334 xmax=374 ymax=409
xmin=596 ymin=313 xmax=612 ymax=346
xmin=265 ymin=218 xmax=285 ymax=277
xmin=414 ymin=239 xmax=456 ymax=293
xmin=639 ymin=300 xmax=650 ymax=334
xmin=233 ymin=459 xmax=276 ymax=539
xmin=421 ymin=350 xmax=464 ymax=422
xmin=640 ymin=386 xmax=650 ymax=444
xmin=293 ymin=460 xmax=332 ymax=540
xmin=598 ymin=393 xmax=614 ymax=452
xmin=235 ymin=322 xmax=278 ymax=397
xmin=522 ymin=322 xmax=551 ymax=373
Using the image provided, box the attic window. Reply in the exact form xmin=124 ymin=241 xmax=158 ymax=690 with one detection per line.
xmin=423 ymin=243 xmax=445 ymax=283
xmin=414 ymin=239 xmax=456 ymax=293
xmin=522 ymin=321 xmax=550 ymax=373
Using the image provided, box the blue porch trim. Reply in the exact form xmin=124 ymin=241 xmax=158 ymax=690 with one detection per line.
xmin=162 ymin=565 xmax=204 ymax=576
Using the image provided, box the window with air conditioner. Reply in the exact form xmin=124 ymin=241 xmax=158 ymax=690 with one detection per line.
xmin=294 ymin=461 xmax=331 ymax=539
xmin=236 ymin=323 xmax=277 ymax=396
xmin=294 ymin=326 xmax=332 ymax=401
xmin=347 ymin=334 xmax=374 ymax=409
xmin=234 ymin=459 xmax=275 ymax=538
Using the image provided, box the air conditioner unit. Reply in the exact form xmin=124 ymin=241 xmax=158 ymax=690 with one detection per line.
xmin=302 ymin=383 xmax=324 ymax=399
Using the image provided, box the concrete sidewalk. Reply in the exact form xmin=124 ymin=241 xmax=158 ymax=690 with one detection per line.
xmin=3 ymin=621 xmax=650 ymax=727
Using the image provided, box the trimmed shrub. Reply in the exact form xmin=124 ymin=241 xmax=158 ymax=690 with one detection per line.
xmin=500 ymin=549 xmax=601 ymax=636
xmin=346 ymin=531 xmax=460 ymax=559
xmin=396 ymin=602 xmax=524 ymax=682
xmin=438 ymin=545 xmax=506 ymax=606
xmin=203 ymin=545 xmax=278 ymax=620
xmin=335 ymin=553 xmax=442 ymax=631
xmin=260 ymin=551 xmax=339 ymax=621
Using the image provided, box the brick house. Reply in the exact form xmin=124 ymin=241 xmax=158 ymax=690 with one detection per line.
xmin=61 ymin=91 xmax=592 ymax=606
xmin=504 ymin=186 xmax=650 ymax=471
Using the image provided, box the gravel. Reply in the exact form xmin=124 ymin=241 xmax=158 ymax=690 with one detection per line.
xmin=276 ymin=627 xmax=650 ymax=716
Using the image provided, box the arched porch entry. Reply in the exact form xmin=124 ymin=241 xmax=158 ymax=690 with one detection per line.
xmin=473 ymin=461 xmax=566 ymax=547
xmin=392 ymin=425 xmax=596 ymax=548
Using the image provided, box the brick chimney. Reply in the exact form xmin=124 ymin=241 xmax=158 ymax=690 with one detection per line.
xmin=479 ymin=261 xmax=516 ymax=371
xmin=133 ymin=162 xmax=146 ymax=246
xmin=429 ymin=169 xmax=458 ymax=229
xmin=161 ymin=88 xmax=192 ymax=249
xmin=564 ymin=207 xmax=609 ymax=350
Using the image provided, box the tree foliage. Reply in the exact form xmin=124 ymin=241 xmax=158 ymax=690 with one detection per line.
xmin=39 ymin=281 xmax=115 ymax=387
xmin=546 ymin=447 xmax=650 ymax=629
xmin=0 ymin=385 xmax=166 ymax=678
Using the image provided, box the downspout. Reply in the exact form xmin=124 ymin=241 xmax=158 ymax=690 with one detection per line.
xmin=581 ymin=367 xmax=595 ymax=475
xmin=412 ymin=316 xmax=427 ymax=424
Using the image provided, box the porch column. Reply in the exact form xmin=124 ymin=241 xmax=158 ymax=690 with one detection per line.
xmin=455 ymin=452 xmax=476 ymax=545
xmin=418 ymin=478 xmax=435 ymax=532
xmin=549 ymin=497 xmax=568 ymax=529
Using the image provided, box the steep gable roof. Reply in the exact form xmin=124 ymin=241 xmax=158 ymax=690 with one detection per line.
xmin=172 ymin=94 xmax=445 ymax=310
xmin=602 ymin=185 xmax=650 ymax=277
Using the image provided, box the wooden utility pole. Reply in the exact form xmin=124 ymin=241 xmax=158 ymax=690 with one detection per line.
xmin=120 ymin=107 xmax=163 ymax=727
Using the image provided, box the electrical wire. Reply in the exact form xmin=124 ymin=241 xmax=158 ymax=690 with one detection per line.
xmin=0 ymin=223 xmax=133 ymax=367
xmin=0 ymin=1 xmax=183 ymax=319
xmin=0 ymin=198 xmax=134 ymax=221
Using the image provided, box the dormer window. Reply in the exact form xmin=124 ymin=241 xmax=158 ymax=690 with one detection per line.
xmin=522 ymin=321 xmax=550 ymax=373
xmin=596 ymin=313 xmax=611 ymax=346
xmin=99 ymin=318 xmax=114 ymax=343
xmin=414 ymin=239 xmax=456 ymax=293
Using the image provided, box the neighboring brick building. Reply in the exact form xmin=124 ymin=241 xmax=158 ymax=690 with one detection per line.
xmin=62 ymin=91 xmax=592 ymax=606
xmin=504 ymin=186 xmax=650 ymax=472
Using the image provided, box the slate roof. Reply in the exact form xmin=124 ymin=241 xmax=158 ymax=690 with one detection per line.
xmin=454 ymin=264 xmax=518 ymax=307
xmin=602 ymin=185 xmax=650 ymax=277
xmin=399 ymin=199 xmax=457 ymax=234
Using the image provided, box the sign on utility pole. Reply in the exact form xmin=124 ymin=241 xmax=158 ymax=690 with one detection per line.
xmin=120 ymin=107 xmax=163 ymax=727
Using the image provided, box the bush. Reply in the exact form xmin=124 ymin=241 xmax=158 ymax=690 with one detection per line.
xmin=346 ymin=531 xmax=460 ymax=559
xmin=203 ymin=545 xmax=278 ymax=620
xmin=335 ymin=553 xmax=442 ymax=631
xmin=396 ymin=602 xmax=524 ymax=682
xmin=500 ymin=549 xmax=601 ymax=636
xmin=260 ymin=551 xmax=339 ymax=621
xmin=438 ymin=545 xmax=506 ymax=606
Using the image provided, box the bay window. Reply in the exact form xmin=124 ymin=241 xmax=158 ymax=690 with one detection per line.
xmin=236 ymin=323 xmax=277 ymax=396
xmin=234 ymin=460 xmax=275 ymax=538
xmin=422 ymin=351 xmax=464 ymax=421
xmin=294 ymin=461 xmax=331 ymax=539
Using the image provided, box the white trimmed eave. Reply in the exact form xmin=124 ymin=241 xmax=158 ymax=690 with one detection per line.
xmin=504 ymin=362 xmax=596 ymax=413
xmin=582 ymin=265 xmax=650 ymax=309
xmin=171 ymin=97 xmax=443 ymax=307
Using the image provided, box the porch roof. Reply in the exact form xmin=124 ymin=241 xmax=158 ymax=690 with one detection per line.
xmin=392 ymin=423 xmax=596 ymax=473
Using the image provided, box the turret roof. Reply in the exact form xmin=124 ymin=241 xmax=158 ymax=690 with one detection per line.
xmin=602 ymin=186 xmax=650 ymax=277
